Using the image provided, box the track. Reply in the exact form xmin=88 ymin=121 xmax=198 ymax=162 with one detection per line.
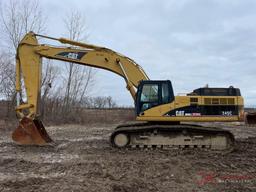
xmin=110 ymin=123 xmax=235 ymax=151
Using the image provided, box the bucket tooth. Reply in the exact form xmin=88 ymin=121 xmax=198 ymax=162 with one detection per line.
xmin=12 ymin=117 xmax=52 ymax=145
xmin=245 ymin=112 xmax=256 ymax=125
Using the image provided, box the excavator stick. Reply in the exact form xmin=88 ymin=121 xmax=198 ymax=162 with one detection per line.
xmin=245 ymin=112 xmax=256 ymax=125
xmin=12 ymin=117 xmax=52 ymax=145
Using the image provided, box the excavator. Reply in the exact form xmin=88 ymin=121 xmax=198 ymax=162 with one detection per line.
xmin=12 ymin=32 xmax=255 ymax=150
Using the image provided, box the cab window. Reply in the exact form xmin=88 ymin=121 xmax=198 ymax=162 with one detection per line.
xmin=162 ymin=83 xmax=170 ymax=104
xmin=140 ymin=84 xmax=158 ymax=102
xmin=140 ymin=84 xmax=159 ymax=112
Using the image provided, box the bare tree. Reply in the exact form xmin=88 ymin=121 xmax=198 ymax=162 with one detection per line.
xmin=0 ymin=0 xmax=49 ymax=118
xmin=62 ymin=10 xmax=95 ymax=114
xmin=0 ymin=53 xmax=15 ymax=99
xmin=82 ymin=96 xmax=117 ymax=109
xmin=0 ymin=0 xmax=46 ymax=52
xmin=105 ymin=96 xmax=117 ymax=108
xmin=0 ymin=52 xmax=16 ymax=116
xmin=40 ymin=59 xmax=59 ymax=119
xmin=92 ymin=97 xmax=107 ymax=109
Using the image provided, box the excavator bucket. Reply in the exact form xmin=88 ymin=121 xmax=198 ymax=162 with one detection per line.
xmin=245 ymin=112 xmax=256 ymax=125
xmin=12 ymin=117 xmax=52 ymax=145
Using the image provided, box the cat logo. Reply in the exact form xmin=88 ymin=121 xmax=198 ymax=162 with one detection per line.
xmin=56 ymin=52 xmax=87 ymax=60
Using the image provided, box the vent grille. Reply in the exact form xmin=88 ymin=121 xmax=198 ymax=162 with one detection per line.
xmin=204 ymin=98 xmax=235 ymax=105
xmin=190 ymin=97 xmax=198 ymax=103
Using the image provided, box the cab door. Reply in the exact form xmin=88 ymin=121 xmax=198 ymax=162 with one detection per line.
xmin=135 ymin=80 xmax=174 ymax=115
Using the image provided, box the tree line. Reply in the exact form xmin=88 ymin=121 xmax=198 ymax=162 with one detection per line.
xmin=0 ymin=0 xmax=117 ymax=122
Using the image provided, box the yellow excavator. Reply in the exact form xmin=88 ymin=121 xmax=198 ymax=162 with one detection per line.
xmin=12 ymin=32 xmax=255 ymax=150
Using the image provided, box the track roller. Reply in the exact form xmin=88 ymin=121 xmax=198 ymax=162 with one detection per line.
xmin=112 ymin=133 xmax=130 ymax=148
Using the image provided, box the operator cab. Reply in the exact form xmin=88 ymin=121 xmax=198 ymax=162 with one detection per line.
xmin=136 ymin=80 xmax=174 ymax=115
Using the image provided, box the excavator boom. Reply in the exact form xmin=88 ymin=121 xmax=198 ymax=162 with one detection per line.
xmin=14 ymin=32 xmax=148 ymax=145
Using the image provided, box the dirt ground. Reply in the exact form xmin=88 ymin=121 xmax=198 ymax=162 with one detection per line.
xmin=0 ymin=122 xmax=256 ymax=192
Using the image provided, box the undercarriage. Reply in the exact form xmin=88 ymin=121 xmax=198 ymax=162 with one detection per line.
xmin=110 ymin=123 xmax=235 ymax=151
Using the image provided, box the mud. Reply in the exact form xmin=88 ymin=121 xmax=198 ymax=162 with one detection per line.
xmin=0 ymin=123 xmax=256 ymax=192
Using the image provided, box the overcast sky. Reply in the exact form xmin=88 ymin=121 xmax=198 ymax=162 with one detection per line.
xmin=40 ymin=0 xmax=256 ymax=106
